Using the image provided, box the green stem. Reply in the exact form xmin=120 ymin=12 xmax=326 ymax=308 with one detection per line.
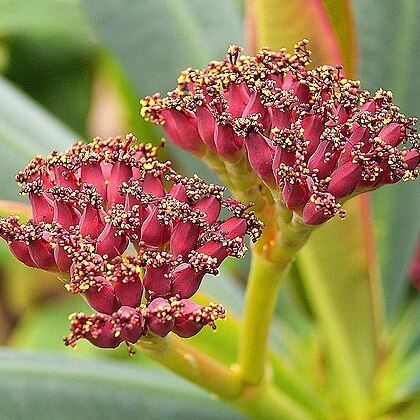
xmin=234 ymin=382 xmax=312 ymax=420
xmin=200 ymin=149 xmax=234 ymax=189
xmin=237 ymin=251 xmax=290 ymax=386
xmin=238 ymin=194 xmax=314 ymax=387
xmin=137 ymin=333 xmax=312 ymax=419
xmin=137 ymin=333 xmax=242 ymax=399
xmin=223 ymin=151 xmax=274 ymax=212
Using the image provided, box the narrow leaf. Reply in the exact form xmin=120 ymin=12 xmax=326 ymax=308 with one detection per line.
xmin=353 ymin=0 xmax=420 ymax=320
xmin=299 ymin=198 xmax=380 ymax=413
xmin=253 ymin=0 xmax=350 ymax=68
xmin=320 ymin=0 xmax=357 ymax=75
xmin=81 ymin=0 xmax=243 ymax=94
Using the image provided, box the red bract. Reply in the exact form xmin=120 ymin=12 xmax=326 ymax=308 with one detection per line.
xmin=141 ymin=42 xmax=420 ymax=225
xmin=0 ymin=135 xmax=262 ymax=348
xmin=409 ymin=239 xmax=420 ymax=290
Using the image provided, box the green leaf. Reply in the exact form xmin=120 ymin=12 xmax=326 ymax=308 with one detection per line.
xmin=81 ymin=0 xmax=244 ymax=182
xmin=353 ymin=0 xmax=420 ymax=320
xmin=10 ymin=294 xmax=94 ymax=352
xmin=253 ymin=0 xmax=355 ymax=71
xmin=298 ymin=198 xmax=380 ymax=416
xmin=8 ymin=292 xmax=161 ymax=365
xmin=0 ymin=0 xmax=91 ymax=38
xmin=320 ymin=0 xmax=357 ymax=75
xmin=0 ymin=348 xmax=242 ymax=419
xmin=0 ymin=76 xmax=77 ymax=200
xmin=189 ymin=269 xmax=244 ymax=365
xmin=5 ymin=34 xmax=95 ymax=136
xmin=81 ymin=0 xmax=243 ymax=94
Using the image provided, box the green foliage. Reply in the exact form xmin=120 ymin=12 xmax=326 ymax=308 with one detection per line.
xmin=0 ymin=76 xmax=76 ymax=200
xmin=0 ymin=0 xmax=91 ymax=38
xmin=0 ymin=349 xmax=241 ymax=419
xmin=353 ymin=0 xmax=420 ymax=320
xmin=82 ymin=0 xmax=244 ymax=94
xmin=1 ymin=0 xmax=96 ymax=135
xmin=0 ymin=0 xmax=419 ymax=418
xmin=81 ymin=0 xmax=244 ymax=183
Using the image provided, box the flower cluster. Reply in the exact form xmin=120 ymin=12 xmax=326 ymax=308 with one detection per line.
xmin=141 ymin=41 xmax=420 ymax=225
xmin=0 ymin=134 xmax=262 ymax=348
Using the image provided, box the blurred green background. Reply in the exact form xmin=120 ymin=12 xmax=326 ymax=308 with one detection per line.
xmin=0 ymin=1 xmax=419 ymax=418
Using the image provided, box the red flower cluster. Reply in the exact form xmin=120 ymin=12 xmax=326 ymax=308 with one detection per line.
xmin=0 ymin=135 xmax=262 ymax=348
xmin=141 ymin=41 xmax=419 ymax=225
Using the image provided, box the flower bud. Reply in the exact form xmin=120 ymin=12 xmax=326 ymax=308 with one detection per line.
xmin=107 ymin=162 xmax=133 ymax=207
xmin=141 ymin=206 xmax=171 ymax=247
xmin=195 ymin=106 xmax=217 ymax=151
xmin=28 ymin=238 xmax=57 ymax=271
xmin=170 ymin=222 xmax=200 ymax=257
xmin=96 ymin=223 xmax=129 ymax=259
xmin=143 ymin=265 xmax=172 ymax=297
xmin=85 ymin=278 xmax=120 ymax=315
xmin=171 ymin=263 xmax=204 ymax=298
xmin=195 ymin=195 xmax=221 ymax=224
xmin=214 ymin=124 xmax=242 ymax=159
xmin=80 ymin=162 xmax=107 ymax=200
xmin=244 ymin=132 xmax=276 ymax=187
xmin=282 ymin=181 xmax=310 ymax=211
xmin=327 ymin=162 xmax=363 ymax=199
xmin=172 ymin=299 xmax=226 ymax=338
xmin=65 ymin=313 xmax=122 ymax=349
xmin=379 ymin=122 xmax=403 ymax=147
xmin=112 ymin=256 xmax=144 ymax=307
xmin=9 ymin=240 xmax=38 ymax=268
xmin=146 ymin=297 xmax=176 ymax=337
xmin=113 ymin=306 xmax=144 ymax=343
xmin=161 ymin=109 xmax=205 ymax=155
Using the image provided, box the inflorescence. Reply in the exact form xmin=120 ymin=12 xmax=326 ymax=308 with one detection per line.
xmin=141 ymin=41 xmax=420 ymax=225
xmin=0 ymin=134 xmax=263 ymax=348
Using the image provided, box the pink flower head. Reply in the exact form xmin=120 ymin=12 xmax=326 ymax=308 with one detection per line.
xmin=141 ymin=41 xmax=420 ymax=225
xmin=0 ymin=134 xmax=262 ymax=348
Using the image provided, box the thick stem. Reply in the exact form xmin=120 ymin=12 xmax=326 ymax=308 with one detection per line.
xmin=137 ymin=333 xmax=312 ymax=419
xmin=238 ymin=193 xmax=314 ymax=386
xmin=234 ymin=382 xmax=312 ymax=420
xmin=237 ymin=251 xmax=290 ymax=386
xmin=137 ymin=333 xmax=242 ymax=399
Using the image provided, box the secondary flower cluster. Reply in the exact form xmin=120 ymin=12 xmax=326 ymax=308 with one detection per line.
xmin=141 ymin=41 xmax=420 ymax=225
xmin=0 ymin=135 xmax=262 ymax=348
